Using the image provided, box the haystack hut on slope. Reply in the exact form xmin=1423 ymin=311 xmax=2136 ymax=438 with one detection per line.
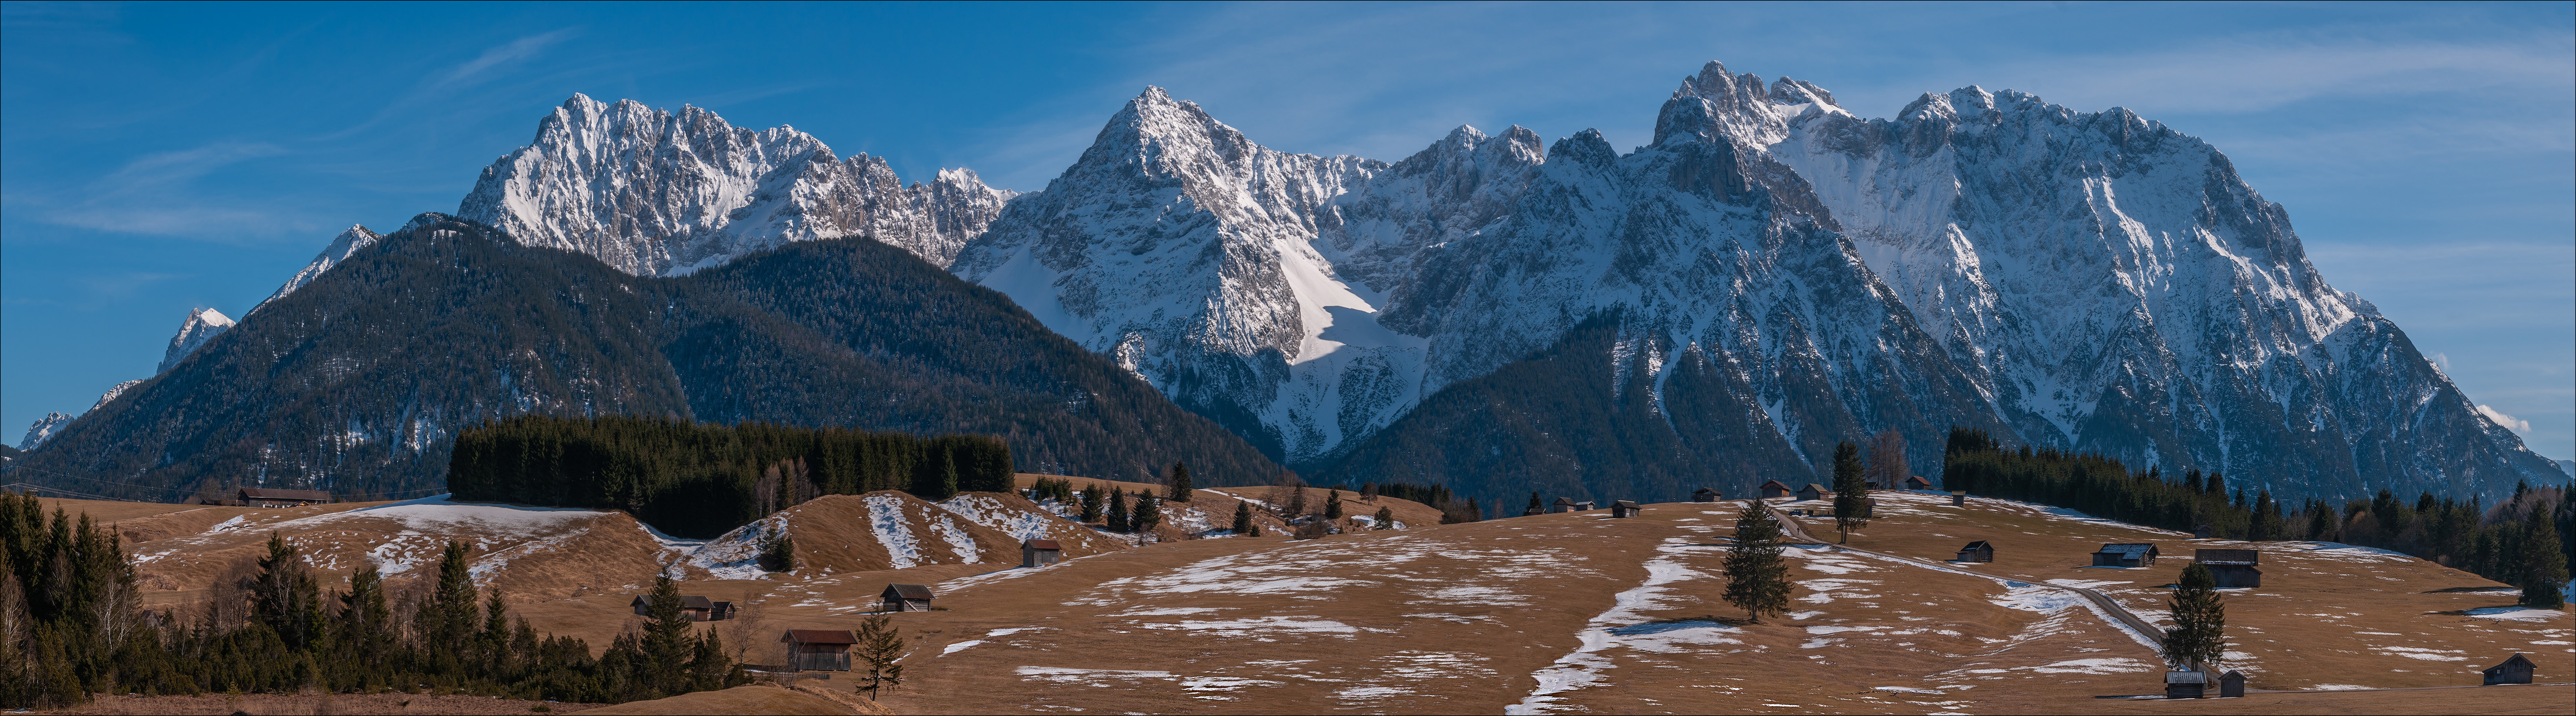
xmin=630 ymin=595 xmax=726 ymax=621
xmin=780 ymin=629 xmax=857 ymax=671
xmin=1552 ymin=496 xmax=1576 ymax=513
xmin=1610 ymin=500 xmax=1640 ymax=518
xmin=2483 ymin=654 xmax=2536 ymax=685
xmin=1021 ymin=539 xmax=1063 ymax=568
xmin=1760 ymin=480 xmax=1794 ymax=499
xmin=1954 ymin=541 xmax=1994 ymax=563
xmin=1692 ymin=488 xmax=1720 ymax=503
xmin=2194 ymin=548 xmax=2261 ymax=588
xmin=881 ymin=584 xmax=935 ymax=612
xmin=2092 ymin=543 xmax=2159 ymax=568
xmin=1950 ymin=490 xmax=1967 ymax=506
xmin=2164 ymin=670 xmax=2207 ymax=698
xmin=239 ymin=488 xmax=333 ymax=508
xmin=1795 ymin=483 xmax=1831 ymax=502
xmin=1572 ymin=500 xmax=1597 ymax=511
xmin=1903 ymin=476 xmax=1932 ymax=490
xmin=2219 ymin=670 xmax=2245 ymax=697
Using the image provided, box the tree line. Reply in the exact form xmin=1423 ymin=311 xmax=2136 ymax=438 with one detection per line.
xmin=1943 ymin=428 xmax=2570 ymax=607
xmin=0 ymin=492 xmax=746 ymax=708
xmin=449 ymin=415 xmax=1013 ymax=538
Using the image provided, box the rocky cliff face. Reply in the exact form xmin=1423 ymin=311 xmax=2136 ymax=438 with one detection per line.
xmin=455 ymin=94 xmax=1013 ymax=276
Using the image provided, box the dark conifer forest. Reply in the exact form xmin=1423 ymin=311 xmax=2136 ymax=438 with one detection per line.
xmin=12 ymin=216 xmax=1279 ymax=502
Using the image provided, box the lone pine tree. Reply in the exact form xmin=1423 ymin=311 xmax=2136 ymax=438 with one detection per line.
xmin=1326 ymin=490 xmax=1344 ymax=520
xmin=1832 ymin=441 xmax=1868 ymax=543
xmin=1134 ymin=489 xmax=1163 ymax=533
xmin=2519 ymin=508 xmax=2569 ymax=608
xmin=2163 ymin=563 xmax=2227 ymax=671
xmin=1170 ymin=462 xmax=1193 ymax=502
xmin=852 ymin=614 xmax=905 ymax=700
xmin=1375 ymin=506 xmax=1395 ymax=529
xmin=1107 ymin=487 xmax=1130 ymax=532
xmin=1724 ymin=503 xmax=1792 ymax=621
xmin=1231 ymin=500 xmax=1254 ymax=534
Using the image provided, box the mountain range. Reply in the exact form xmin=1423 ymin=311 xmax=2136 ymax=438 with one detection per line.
xmin=15 ymin=61 xmax=2565 ymax=507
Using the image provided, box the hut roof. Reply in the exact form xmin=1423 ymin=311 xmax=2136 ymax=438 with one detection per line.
xmin=1800 ymin=483 xmax=1830 ymax=493
xmin=1905 ymin=476 xmax=1933 ymax=486
xmin=629 ymin=595 xmax=716 ymax=610
xmin=2094 ymin=543 xmax=2158 ymax=557
xmin=1758 ymin=480 xmax=1792 ymax=491
xmin=884 ymin=584 xmax=935 ymax=600
xmin=1611 ymin=500 xmax=1639 ymax=509
xmin=2165 ymin=671 xmax=2207 ymax=685
xmin=2219 ymin=670 xmax=2245 ymax=682
xmin=2485 ymin=654 xmax=2535 ymax=673
xmin=2194 ymin=548 xmax=2259 ymax=565
xmin=1023 ymin=539 xmax=1063 ymax=551
xmin=1959 ymin=541 xmax=1992 ymax=551
xmin=1692 ymin=488 xmax=1718 ymax=496
xmin=779 ymin=629 xmax=857 ymax=645
xmin=1553 ymin=496 xmax=1576 ymax=506
xmin=239 ymin=487 xmax=333 ymax=502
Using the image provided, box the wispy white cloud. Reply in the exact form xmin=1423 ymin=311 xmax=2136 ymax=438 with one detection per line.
xmin=2477 ymin=405 xmax=2533 ymax=434
xmin=432 ymin=29 xmax=576 ymax=91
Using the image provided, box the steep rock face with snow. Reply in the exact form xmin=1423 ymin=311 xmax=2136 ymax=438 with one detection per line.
xmin=456 ymin=94 xmax=1013 ymax=276
xmin=1657 ymin=61 xmax=2561 ymax=500
xmin=253 ymin=224 xmax=381 ymax=313
xmin=954 ymin=89 xmax=1549 ymax=462
xmin=156 ymin=308 xmax=235 ymax=375
xmin=17 ymin=413 xmax=71 ymax=451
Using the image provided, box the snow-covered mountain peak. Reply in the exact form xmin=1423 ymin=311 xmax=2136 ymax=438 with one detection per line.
xmin=155 ymin=307 xmax=234 ymax=375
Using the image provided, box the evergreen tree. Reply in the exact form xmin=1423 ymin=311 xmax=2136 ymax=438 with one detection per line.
xmin=2163 ymin=563 xmax=2227 ymax=671
xmin=852 ymin=614 xmax=905 ymax=700
xmin=1374 ymin=506 xmax=1395 ymax=530
xmin=1831 ymin=441 xmax=1868 ymax=543
xmin=1527 ymin=492 xmax=1543 ymax=515
xmin=2519 ymin=509 xmax=2569 ymax=609
xmin=1169 ymin=463 xmax=1193 ymax=503
xmin=419 ymin=541 xmax=481 ymax=671
xmin=1133 ymin=490 xmax=1163 ymax=533
xmin=640 ymin=565 xmax=695 ymax=697
xmin=1107 ymin=488 xmax=1130 ymax=533
xmin=1722 ymin=504 xmax=1792 ymax=621
xmin=1325 ymin=490 xmax=1344 ymax=521
xmin=1231 ymin=501 xmax=1254 ymax=535
xmin=336 ymin=564 xmax=394 ymax=680
xmin=757 ymin=532 xmax=796 ymax=572
xmin=1080 ymin=483 xmax=1103 ymax=523
xmin=251 ymin=532 xmax=325 ymax=651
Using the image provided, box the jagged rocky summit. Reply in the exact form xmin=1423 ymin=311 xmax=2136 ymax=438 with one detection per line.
xmin=32 ymin=62 xmax=2565 ymax=506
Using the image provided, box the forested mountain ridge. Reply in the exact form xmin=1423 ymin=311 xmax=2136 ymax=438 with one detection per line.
xmin=11 ymin=216 xmax=1278 ymax=500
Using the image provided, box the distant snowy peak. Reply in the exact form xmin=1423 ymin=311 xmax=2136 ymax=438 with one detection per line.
xmin=255 ymin=224 xmax=382 ymax=315
xmin=457 ymin=93 xmax=1014 ymax=275
xmin=93 ymin=379 xmax=143 ymax=412
xmin=17 ymin=413 xmax=71 ymax=451
xmin=156 ymin=307 xmax=235 ymax=375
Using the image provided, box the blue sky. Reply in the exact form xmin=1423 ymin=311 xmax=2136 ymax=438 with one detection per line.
xmin=4 ymin=1 xmax=2570 ymax=460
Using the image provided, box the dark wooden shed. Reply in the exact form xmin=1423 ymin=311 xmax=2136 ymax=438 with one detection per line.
xmin=780 ymin=629 xmax=857 ymax=671
xmin=1691 ymin=488 xmax=1720 ymax=503
xmin=1609 ymin=500 xmax=1640 ymax=518
xmin=630 ymin=595 xmax=723 ymax=621
xmin=1759 ymin=480 xmax=1794 ymax=499
xmin=1955 ymin=541 xmax=1994 ymax=563
xmin=2218 ymin=670 xmax=2245 ymax=697
xmin=2195 ymin=548 xmax=2262 ymax=588
xmin=2092 ymin=543 xmax=2160 ymax=568
xmin=2164 ymin=669 xmax=2207 ymax=698
xmin=1950 ymin=490 xmax=1966 ymax=506
xmin=2483 ymin=653 xmax=2535 ymax=685
xmin=1021 ymin=539 xmax=1063 ymax=568
xmin=1571 ymin=500 xmax=1596 ymax=511
xmin=1795 ymin=483 xmax=1831 ymax=502
xmin=881 ymin=584 xmax=935 ymax=612
xmin=1552 ymin=496 xmax=1576 ymax=513
xmin=238 ymin=488 xmax=333 ymax=508
xmin=1905 ymin=476 xmax=1933 ymax=490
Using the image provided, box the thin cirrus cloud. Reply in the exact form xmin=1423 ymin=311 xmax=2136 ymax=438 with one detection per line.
xmin=2478 ymin=405 xmax=2534 ymax=435
xmin=30 ymin=141 xmax=303 ymax=238
xmin=1912 ymin=35 xmax=2575 ymax=116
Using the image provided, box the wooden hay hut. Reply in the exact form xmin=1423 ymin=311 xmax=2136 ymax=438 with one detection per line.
xmin=1609 ymin=500 xmax=1640 ymax=518
xmin=630 ymin=595 xmax=723 ymax=621
xmin=1523 ymin=503 xmax=1546 ymax=516
xmin=2482 ymin=653 xmax=2535 ymax=685
xmin=2092 ymin=543 xmax=2159 ymax=568
xmin=1795 ymin=483 xmax=1831 ymax=502
xmin=238 ymin=487 xmax=333 ymax=508
xmin=1905 ymin=476 xmax=1933 ymax=490
xmin=1021 ymin=539 xmax=1063 ymax=568
xmin=1571 ymin=500 xmax=1596 ymax=511
xmin=1954 ymin=540 xmax=1994 ymax=563
xmin=780 ymin=629 xmax=857 ymax=671
xmin=881 ymin=584 xmax=935 ymax=612
xmin=1950 ymin=490 xmax=1967 ymax=506
xmin=2194 ymin=548 xmax=2261 ymax=588
xmin=2219 ymin=670 xmax=2245 ymax=697
xmin=1759 ymin=480 xmax=1794 ymax=499
xmin=2164 ymin=669 xmax=2207 ymax=698
xmin=1691 ymin=488 xmax=1720 ymax=503
xmin=1551 ymin=496 xmax=1576 ymax=513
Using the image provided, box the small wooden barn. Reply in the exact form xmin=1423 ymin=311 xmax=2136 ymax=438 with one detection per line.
xmin=2092 ymin=543 xmax=2160 ymax=568
xmin=238 ymin=488 xmax=333 ymax=508
xmin=1610 ymin=500 xmax=1640 ymax=518
xmin=1021 ymin=539 xmax=1063 ymax=568
xmin=1552 ymin=496 xmax=1577 ymax=513
xmin=1795 ymin=483 xmax=1831 ymax=502
xmin=881 ymin=584 xmax=935 ymax=612
xmin=630 ymin=595 xmax=728 ymax=621
xmin=1955 ymin=541 xmax=1994 ymax=563
xmin=2482 ymin=653 xmax=2535 ymax=685
xmin=1691 ymin=488 xmax=1720 ymax=503
xmin=1571 ymin=500 xmax=1597 ymax=511
xmin=1759 ymin=480 xmax=1794 ymax=499
xmin=2164 ymin=669 xmax=2207 ymax=698
xmin=2218 ymin=670 xmax=2245 ymax=697
xmin=2195 ymin=548 xmax=2262 ymax=588
xmin=779 ymin=629 xmax=857 ymax=671
xmin=1950 ymin=490 xmax=1967 ymax=506
xmin=1904 ymin=476 xmax=1933 ymax=490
